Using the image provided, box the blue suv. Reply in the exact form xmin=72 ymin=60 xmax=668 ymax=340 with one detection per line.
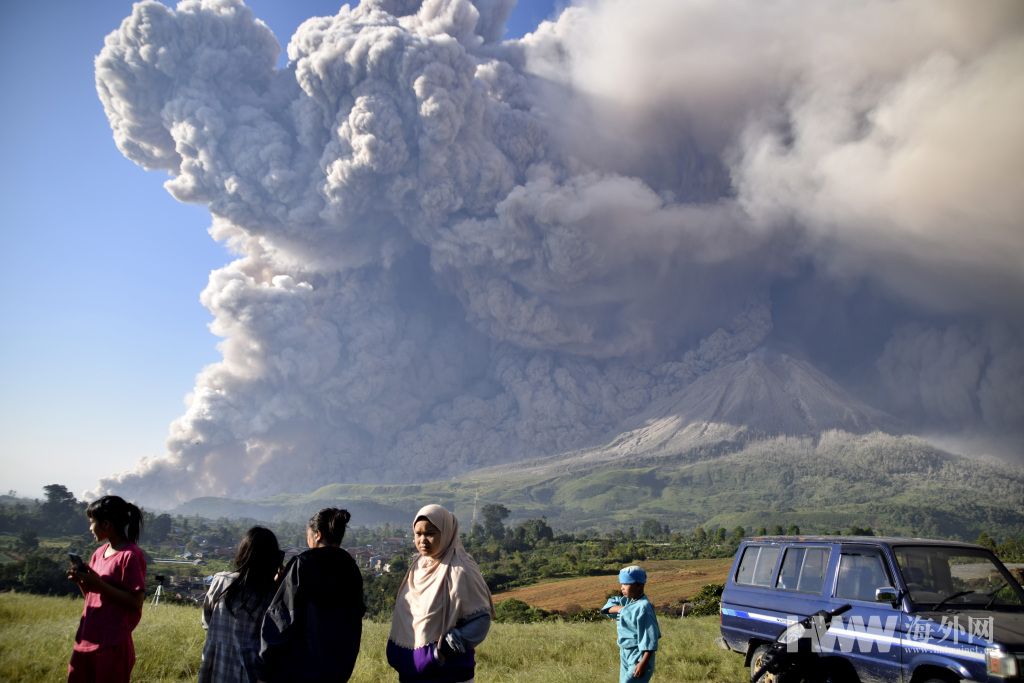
xmin=719 ymin=536 xmax=1024 ymax=682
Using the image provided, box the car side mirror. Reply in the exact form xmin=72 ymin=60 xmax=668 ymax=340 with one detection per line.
xmin=875 ymin=586 xmax=899 ymax=606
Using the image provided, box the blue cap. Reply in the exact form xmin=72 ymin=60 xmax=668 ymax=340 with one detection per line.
xmin=618 ymin=565 xmax=647 ymax=584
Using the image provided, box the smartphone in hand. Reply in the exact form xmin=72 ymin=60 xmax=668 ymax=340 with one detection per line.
xmin=68 ymin=553 xmax=88 ymax=572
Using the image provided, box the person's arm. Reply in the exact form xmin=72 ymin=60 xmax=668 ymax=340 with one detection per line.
xmin=94 ymin=576 xmax=146 ymax=611
xmin=632 ymin=602 xmax=661 ymax=677
xmin=69 ymin=554 xmax=145 ymax=612
xmin=202 ymin=574 xmax=227 ymax=629
xmin=601 ymin=596 xmax=625 ymax=616
xmin=350 ymin=556 xmax=366 ymax=618
xmin=260 ymin=559 xmax=299 ymax=674
xmin=67 ymin=565 xmax=89 ymax=598
xmin=633 ymin=650 xmax=653 ymax=678
xmin=438 ymin=612 xmax=491 ymax=659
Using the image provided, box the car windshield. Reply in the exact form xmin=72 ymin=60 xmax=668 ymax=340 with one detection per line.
xmin=894 ymin=545 xmax=1024 ymax=611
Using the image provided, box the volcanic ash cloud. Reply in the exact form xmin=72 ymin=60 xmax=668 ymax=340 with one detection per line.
xmin=94 ymin=0 xmax=1024 ymax=504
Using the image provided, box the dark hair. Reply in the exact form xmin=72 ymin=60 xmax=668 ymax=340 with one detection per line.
xmin=223 ymin=526 xmax=282 ymax=617
xmin=86 ymin=495 xmax=143 ymax=544
xmin=308 ymin=508 xmax=351 ymax=546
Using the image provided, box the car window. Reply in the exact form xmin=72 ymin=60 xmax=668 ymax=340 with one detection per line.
xmin=736 ymin=545 xmax=781 ymax=587
xmin=776 ymin=546 xmax=830 ymax=593
xmin=894 ymin=545 xmax=1024 ymax=607
xmin=835 ymin=549 xmax=891 ymax=602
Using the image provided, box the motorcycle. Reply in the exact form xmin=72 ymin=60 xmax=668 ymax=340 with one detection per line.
xmin=751 ymin=603 xmax=853 ymax=683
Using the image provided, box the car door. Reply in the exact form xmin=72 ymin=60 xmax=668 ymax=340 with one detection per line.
xmin=827 ymin=545 xmax=903 ymax=681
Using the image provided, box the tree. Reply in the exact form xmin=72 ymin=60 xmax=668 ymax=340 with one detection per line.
xmin=148 ymin=513 xmax=173 ymax=543
xmin=42 ymin=484 xmax=75 ymax=509
xmin=639 ymin=518 xmax=665 ymax=540
xmin=686 ymin=583 xmax=725 ymax=617
xmin=41 ymin=484 xmax=84 ymax=534
xmin=389 ymin=555 xmax=408 ymax=575
xmin=16 ymin=530 xmax=39 ymax=552
xmin=362 ymin=569 xmax=405 ymax=619
xmin=977 ymin=531 xmax=997 ymax=551
xmin=517 ymin=518 xmax=554 ymax=544
xmin=6 ymin=554 xmax=75 ymax=595
xmin=495 ymin=598 xmax=547 ymax=623
xmin=481 ymin=504 xmax=509 ymax=540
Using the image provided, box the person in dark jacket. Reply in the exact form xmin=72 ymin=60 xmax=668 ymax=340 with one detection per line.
xmin=260 ymin=508 xmax=364 ymax=682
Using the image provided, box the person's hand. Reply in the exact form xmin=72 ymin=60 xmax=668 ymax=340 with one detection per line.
xmin=68 ymin=565 xmax=99 ymax=591
xmin=633 ymin=660 xmax=647 ymax=678
xmin=439 ymin=631 xmax=466 ymax=659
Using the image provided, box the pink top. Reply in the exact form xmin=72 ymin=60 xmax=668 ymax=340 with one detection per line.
xmin=74 ymin=542 xmax=147 ymax=651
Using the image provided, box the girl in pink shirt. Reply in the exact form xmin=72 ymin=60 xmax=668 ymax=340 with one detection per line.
xmin=66 ymin=495 xmax=147 ymax=683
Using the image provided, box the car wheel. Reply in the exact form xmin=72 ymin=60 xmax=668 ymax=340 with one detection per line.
xmin=750 ymin=644 xmax=778 ymax=683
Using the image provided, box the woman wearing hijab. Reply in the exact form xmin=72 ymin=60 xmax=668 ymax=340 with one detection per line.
xmin=387 ymin=504 xmax=495 ymax=683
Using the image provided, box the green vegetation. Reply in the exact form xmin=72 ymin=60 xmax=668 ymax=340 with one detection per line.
xmin=495 ymin=597 xmax=550 ymax=623
xmin=685 ymin=583 xmax=724 ymax=617
xmin=0 ymin=592 xmax=747 ymax=682
xmin=172 ymin=431 xmax=1024 ymax=541
xmin=3 ymin=480 xmax=1023 ymax=617
xmin=2 ymin=469 xmax=1022 ymax=681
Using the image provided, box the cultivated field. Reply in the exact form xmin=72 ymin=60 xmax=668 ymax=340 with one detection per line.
xmin=493 ymin=558 xmax=732 ymax=612
xmin=0 ymin=592 xmax=748 ymax=682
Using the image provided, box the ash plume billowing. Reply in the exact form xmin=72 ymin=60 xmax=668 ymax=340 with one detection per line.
xmin=94 ymin=0 xmax=1024 ymax=505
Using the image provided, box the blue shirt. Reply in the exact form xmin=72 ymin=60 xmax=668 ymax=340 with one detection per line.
xmin=602 ymin=595 xmax=661 ymax=654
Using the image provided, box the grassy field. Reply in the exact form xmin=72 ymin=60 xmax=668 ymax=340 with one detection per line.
xmin=0 ymin=592 xmax=747 ymax=682
xmin=493 ymin=558 xmax=732 ymax=612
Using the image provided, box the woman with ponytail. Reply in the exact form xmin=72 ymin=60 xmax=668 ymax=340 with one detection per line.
xmin=260 ymin=507 xmax=365 ymax=682
xmin=199 ymin=526 xmax=283 ymax=682
xmin=66 ymin=494 xmax=147 ymax=683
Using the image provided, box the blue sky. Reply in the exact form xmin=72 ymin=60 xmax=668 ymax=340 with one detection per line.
xmin=0 ymin=0 xmax=559 ymax=500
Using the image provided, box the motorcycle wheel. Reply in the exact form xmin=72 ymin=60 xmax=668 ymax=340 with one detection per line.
xmin=750 ymin=645 xmax=779 ymax=683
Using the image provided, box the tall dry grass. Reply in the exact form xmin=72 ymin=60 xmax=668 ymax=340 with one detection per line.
xmin=0 ymin=592 xmax=747 ymax=682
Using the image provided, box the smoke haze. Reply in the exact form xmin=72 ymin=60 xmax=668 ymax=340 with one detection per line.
xmin=94 ymin=0 xmax=1024 ymax=504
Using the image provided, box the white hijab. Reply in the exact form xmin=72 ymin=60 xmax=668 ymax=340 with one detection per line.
xmin=388 ymin=504 xmax=495 ymax=649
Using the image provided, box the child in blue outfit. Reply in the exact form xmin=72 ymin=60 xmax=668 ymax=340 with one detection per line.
xmin=601 ymin=565 xmax=662 ymax=682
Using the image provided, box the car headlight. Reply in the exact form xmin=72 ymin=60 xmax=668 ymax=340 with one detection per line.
xmin=986 ymin=646 xmax=1020 ymax=678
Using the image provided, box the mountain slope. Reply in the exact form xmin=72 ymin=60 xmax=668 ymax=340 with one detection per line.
xmin=629 ymin=349 xmax=895 ymax=438
xmin=460 ymin=350 xmax=897 ymax=477
xmin=175 ymin=431 xmax=1024 ymax=540
xmin=172 ymin=352 xmax=1022 ymax=539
